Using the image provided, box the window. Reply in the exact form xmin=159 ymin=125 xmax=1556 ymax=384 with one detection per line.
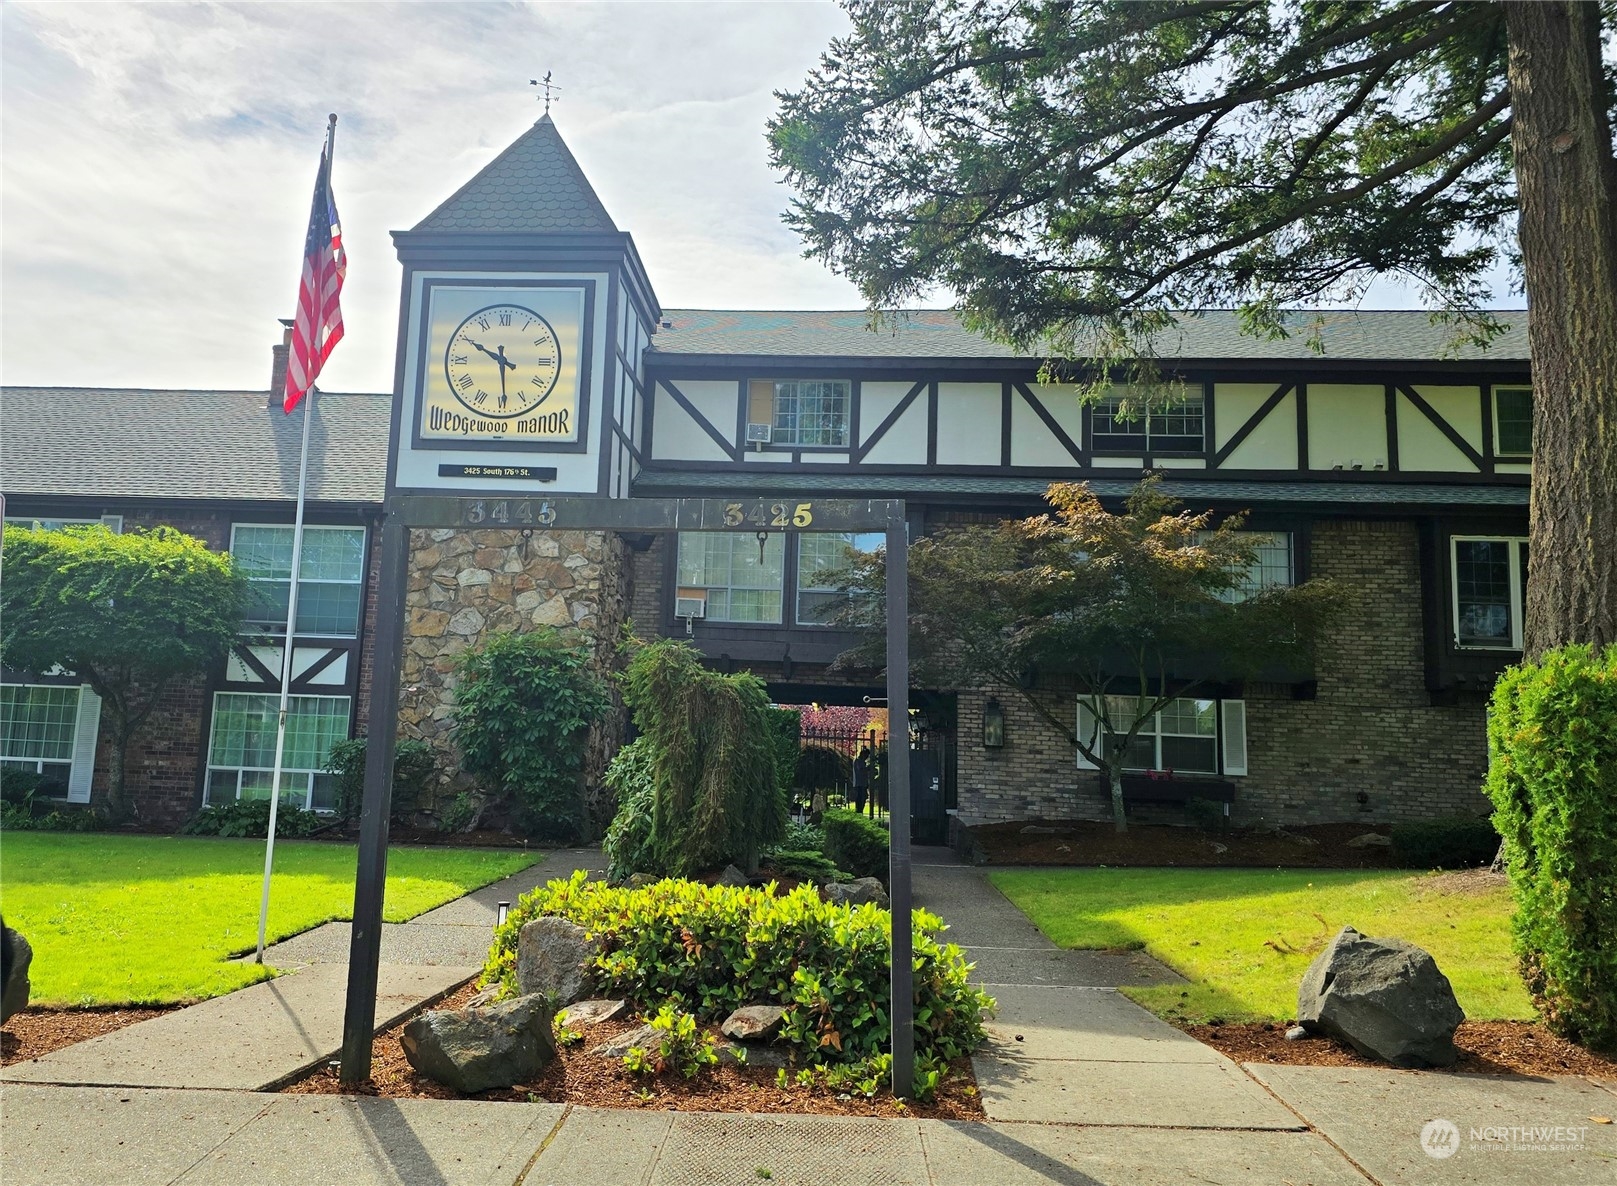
xmin=4 ymin=515 xmax=122 ymax=532
xmin=1078 ymin=695 xmax=1244 ymax=777
xmin=1452 ymin=536 xmax=1528 ymax=650
xmin=205 ymin=692 xmax=349 ymax=812
xmin=1225 ymin=531 xmax=1294 ymax=600
xmin=232 ymin=525 xmax=366 ymax=637
xmin=1494 ymin=387 xmax=1532 ymax=457
xmin=0 ymin=685 xmax=80 ymax=796
xmin=770 ymin=380 xmax=850 ymax=447
xmin=796 ymin=532 xmax=883 ymax=625
xmin=1092 ymin=390 xmax=1204 ymax=452
xmin=675 ymin=533 xmax=785 ymax=623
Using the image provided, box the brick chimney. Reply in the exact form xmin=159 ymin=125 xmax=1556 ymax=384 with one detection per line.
xmin=268 ymin=318 xmax=295 ymax=410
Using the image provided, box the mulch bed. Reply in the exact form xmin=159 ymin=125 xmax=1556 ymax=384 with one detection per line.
xmin=282 ymin=979 xmax=985 ymax=1118
xmin=2 ymin=1005 xmax=177 ymax=1065
xmin=971 ymin=819 xmax=1408 ymax=868
xmin=1183 ymin=1018 xmax=1617 ymax=1079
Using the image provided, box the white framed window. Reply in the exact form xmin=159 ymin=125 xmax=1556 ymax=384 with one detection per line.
xmin=4 ymin=515 xmax=122 ymax=533
xmin=232 ymin=524 xmax=366 ymax=638
xmin=204 ymin=692 xmax=349 ymax=812
xmin=675 ymin=532 xmax=785 ymax=623
xmin=796 ymin=532 xmax=883 ymax=625
xmin=1092 ymin=391 xmax=1205 ymax=452
xmin=0 ymin=683 xmax=102 ymax=802
xmin=1452 ymin=536 xmax=1527 ymax=650
xmin=1076 ymin=695 xmax=1246 ymax=777
xmin=772 ymin=380 xmax=850 ymax=447
xmin=1493 ymin=387 xmax=1533 ymax=458
xmin=1198 ymin=530 xmax=1293 ymax=601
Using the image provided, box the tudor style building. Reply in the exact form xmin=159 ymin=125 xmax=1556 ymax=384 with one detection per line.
xmin=1 ymin=115 xmax=1530 ymax=834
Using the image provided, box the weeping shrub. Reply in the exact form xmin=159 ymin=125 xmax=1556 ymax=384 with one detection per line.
xmin=1486 ymin=643 xmax=1617 ymax=1050
xmin=602 ymin=736 xmax=659 ymax=882
xmin=620 ymin=639 xmax=787 ymax=875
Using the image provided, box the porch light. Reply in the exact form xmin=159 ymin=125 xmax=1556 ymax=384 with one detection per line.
xmin=982 ymin=699 xmax=1006 ymax=749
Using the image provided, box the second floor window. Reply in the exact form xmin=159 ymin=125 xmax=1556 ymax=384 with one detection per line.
xmin=232 ymin=524 xmax=366 ymax=638
xmin=771 ymin=380 xmax=850 ymax=447
xmin=1494 ymin=387 xmax=1533 ymax=457
xmin=676 ymin=532 xmax=785 ymax=623
xmin=796 ymin=532 xmax=883 ymax=625
xmin=1092 ymin=391 xmax=1205 ymax=453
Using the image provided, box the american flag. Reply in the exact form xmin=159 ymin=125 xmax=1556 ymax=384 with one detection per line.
xmin=283 ymin=140 xmax=345 ymax=413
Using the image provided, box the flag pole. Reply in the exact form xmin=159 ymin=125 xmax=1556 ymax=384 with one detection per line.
xmin=256 ymin=114 xmax=337 ymax=965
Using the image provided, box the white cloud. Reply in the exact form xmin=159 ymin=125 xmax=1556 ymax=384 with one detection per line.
xmin=0 ymin=0 xmax=859 ymax=393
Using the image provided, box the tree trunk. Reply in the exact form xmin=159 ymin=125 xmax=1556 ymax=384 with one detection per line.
xmin=105 ymin=724 xmax=133 ymax=823
xmin=1108 ymin=767 xmax=1127 ymax=833
xmin=1505 ymin=1 xmax=1617 ymax=659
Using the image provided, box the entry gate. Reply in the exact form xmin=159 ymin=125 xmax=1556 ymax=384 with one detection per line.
xmin=338 ymin=495 xmax=916 ymax=1094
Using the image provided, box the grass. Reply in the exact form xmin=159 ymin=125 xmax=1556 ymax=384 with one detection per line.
xmin=990 ymin=866 xmax=1533 ymax=1025
xmin=0 ymin=833 xmax=539 ymax=1006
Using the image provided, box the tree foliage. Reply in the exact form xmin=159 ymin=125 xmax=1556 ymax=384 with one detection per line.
xmin=619 ymin=639 xmax=788 ymax=875
xmin=834 ymin=478 xmax=1341 ymax=828
xmin=0 ymin=524 xmax=246 ymax=820
xmin=450 ymin=628 xmax=611 ymax=840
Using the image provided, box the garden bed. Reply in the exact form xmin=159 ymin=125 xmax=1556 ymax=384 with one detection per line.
xmin=282 ymin=979 xmax=984 ymax=1118
xmin=971 ymin=819 xmax=1403 ymax=868
xmin=1 ymin=1005 xmax=175 ymax=1065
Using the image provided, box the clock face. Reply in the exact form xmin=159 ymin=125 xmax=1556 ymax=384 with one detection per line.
xmin=442 ymin=304 xmax=561 ymax=418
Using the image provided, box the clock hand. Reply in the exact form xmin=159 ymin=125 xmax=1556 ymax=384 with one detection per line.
xmin=467 ymin=339 xmax=516 ymax=370
xmin=493 ymin=344 xmax=516 ymax=371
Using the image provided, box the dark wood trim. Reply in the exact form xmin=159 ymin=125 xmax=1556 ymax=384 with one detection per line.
xmin=639 ymin=345 xmax=655 ymax=461
xmin=612 ymin=421 xmax=647 ymax=467
xmin=1479 ymin=383 xmax=1496 ymax=472
xmin=1384 ymin=385 xmax=1401 ymax=472
xmin=851 ymin=380 xmax=926 ymax=463
xmin=597 ymin=275 xmax=621 ymax=496
xmin=1295 ymin=383 xmax=1309 ymax=470
xmin=1397 ymin=384 xmax=1486 ymax=471
xmin=849 ymin=379 xmax=862 ymax=456
xmin=1202 ymin=380 xmax=1217 ymax=467
xmin=1000 ymin=383 xmax=1013 ymax=467
xmin=659 ymin=378 xmax=741 ymax=461
xmin=1013 ymin=382 xmax=1087 ymax=465
xmin=735 ymin=378 xmax=748 ymax=456
xmin=288 ymin=646 xmax=346 ymax=692
xmin=230 ymin=643 xmax=279 ymax=685
xmin=926 ymin=382 xmax=939 ymax=466
xmin=1212 ymin=383 xmax=1292 ymax=467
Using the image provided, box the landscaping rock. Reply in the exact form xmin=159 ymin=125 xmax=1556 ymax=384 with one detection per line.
xmin=1284 ymin=1025 xmax=1309 ymax=1041
xmin=823 ymin=877 xmax=889 ymax=908
xmin=718 ymin=865 xmax=750 ymax=887
xmin=626 ymin=872 xmax=659 ymax=889
xmin=464 ymin=984 xmax=502 ymax=1009
xmin=1346 ymin=832 xmax=1393 ymax=848
xmin=722 ymin=1004 xmax=786 ymax=1042
xmin=1 ymin=924 xmax=32 ymax=1023
xmin=716 ymin=1039 xmax=789 ymax=1070
xmin=562 ymin=998 xmax=630 ymax=1026
xmin=515 ymin=917 xmax=597 ymax=1005
xmin=1298 ymin=925 xmax=1465 ymax=1067
xmin=593 ymin=1023 xmax=658 ymax=1059
xmin=399 ymin=994 xmax=557 ymax=1094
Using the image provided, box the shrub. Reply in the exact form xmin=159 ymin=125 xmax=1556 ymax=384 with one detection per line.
xmin=762 ymin=848 xmax=847 ymax=884
xmin=602 ymin=737 xmax=660 ymax=882
xmin=182 ymin=798 xmax=323 ymax=838
xmin=765 ymin=707 xmax=803 ymax=796
xmin=1487 ymin=643 xmax=1617 ymax=1050
xmin=623 ymin=1005 xmax=721 ymax=1078
xmin=821 ymin=808 xmax=889 ymax=882
xmin=483 ymin=873 xmax=992 ymax=1084
xmin=326 ymin=736 xmax=436 ymax=823
xmin=0 ymin=802 xmax=105 ymax=832
xmin=452 ymin=628 xmax=611 ymax=840
xmin=1391 ymin=817 xmax=1499 ymax=869
xmin=437 ymin=792 xmax=478 ymax=835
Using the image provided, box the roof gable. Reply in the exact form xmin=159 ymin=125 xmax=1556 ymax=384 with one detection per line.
xmin=412 ymin=115 xmax=617 ymax=234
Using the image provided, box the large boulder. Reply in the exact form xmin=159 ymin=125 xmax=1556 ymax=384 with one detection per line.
xmin=823 ymin=877 xmax=889 ymax=908
xmin=1298 ymin=925 xmax=1465 ymax=1067
xmin=721 ymin=1004 xmax=786 ymax=1042
xmin=516 ymin=917 xmax=597 ymax=1005
xmin=1 ymin=924 xmax=32 ymax=1023
xmin=400 ymin=994 xmax=557 ymax=1093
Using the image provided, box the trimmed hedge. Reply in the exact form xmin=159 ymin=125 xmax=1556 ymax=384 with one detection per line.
xmin=1391 ymin=817 xmax=1499 ymax=869
xmin=1486 ymin=643 xmax=1617 ymax=1050
xmin=484 ymin=873 xmax=991 ymax=1084
xmin=181 ymin=798 xmax=322 ymax=838
xmin=821 ymin=808 xmax=889 ymax=882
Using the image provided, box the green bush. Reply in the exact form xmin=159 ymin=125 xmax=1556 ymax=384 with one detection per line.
xmin=765 ymin=707 xmax=803 ymax=795
xmin=0 ymin=766 xmax=46 ymax=806
xmin=483 ymin=873 xmax=992 ymax=1087
xmin=1487 ymin=643 xmax=1617 ymax=1050
xmin=181 ymin=798 xmax=323 ymax=838
xmin=326 ymin=736 xmax=436 ymax=823
xmin=0 ymin=801 xmax=105 ymax=832
xmin=762 ymin=848 xmax=847 ymax=884
xmin=602 ymin=737 xmax=660 ymax=882
xmin=437 ymin=793 xmax=477 ymax=835
xmin=821 ymin=808 xmax=889 ymax=881
xmin=622 ymin=1005 xmax=721 ymax=1078
xmin=1391 ymin=817 xmax=1499 ymax=869
xmin=452 ymin=628 xmax=611 ymax=840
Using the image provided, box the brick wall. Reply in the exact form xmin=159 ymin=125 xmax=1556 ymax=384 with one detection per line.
xmin=954 ymin=520 xmax=1493 ymax=828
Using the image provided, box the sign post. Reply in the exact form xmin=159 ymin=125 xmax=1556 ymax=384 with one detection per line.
xmin=338 ymin=495 xmax=915 ymax=1096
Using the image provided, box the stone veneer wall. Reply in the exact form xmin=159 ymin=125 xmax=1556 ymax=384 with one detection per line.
xmin=398 ymin=526 xmax=630 ymax=836
xmin=955 ymin=519 xmax=1492 ymax=828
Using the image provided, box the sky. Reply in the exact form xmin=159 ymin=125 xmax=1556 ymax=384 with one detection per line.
xmin=1 ymin=2 xmax=1515 ymax=397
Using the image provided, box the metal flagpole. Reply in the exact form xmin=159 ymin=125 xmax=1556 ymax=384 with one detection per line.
xmin=255 ymin=382 xmax=315 ymax=963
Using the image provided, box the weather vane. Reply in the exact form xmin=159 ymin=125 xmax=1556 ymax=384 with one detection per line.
xmin=530 ymin=72 xmax=560 ymax=115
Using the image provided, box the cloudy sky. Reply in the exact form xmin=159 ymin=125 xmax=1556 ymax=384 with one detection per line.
xmin=1 ymin=1 xmax=864 ymax=394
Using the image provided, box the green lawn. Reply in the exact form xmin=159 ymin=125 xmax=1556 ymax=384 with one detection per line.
xmin=990 ymin=867 xmax=1532 ymax=1025
xmin=0 ymin=833 xmax=539 ymax=1006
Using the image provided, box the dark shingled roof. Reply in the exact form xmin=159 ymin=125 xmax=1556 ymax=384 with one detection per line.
xmin=632 ymin=470 xmax=1530 ymax=507
xmin=412 ymin=115 xmax=618 ymax=234
xmin=648 ymin=308 xmax=1530 ymax=363
xmin=1 ymin=388 xmax=390 ymax=504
